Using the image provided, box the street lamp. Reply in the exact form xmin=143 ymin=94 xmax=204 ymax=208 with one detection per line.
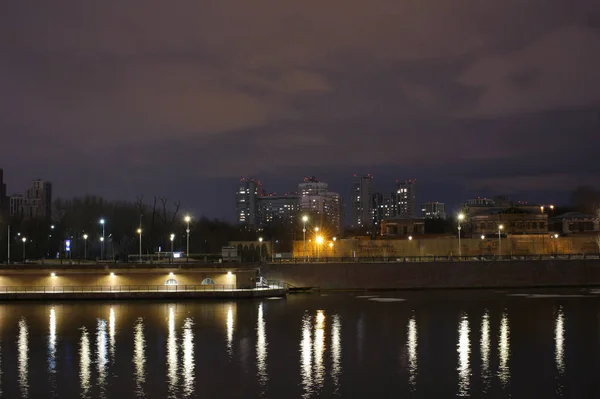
xmin=258 ymin=237 xmax=263 ymax=262
xmin=457 ymin=213 xmax=465 ymax=258
xmin=99 ymin=219 xmax=105 ymax=260
xmin=498 ymin=224 xmax=504 ymax=257
xmin=184 ymin=215 xmax=191 ymax=261
xmin=83 ymin=234 xmax=88 ymax=260
xmin=302 ymin=215 xmax=308 ymax=261
xmin=316 ymin=235 xmax=324 ymax=261
xmin=408 ymin=235 xmax=413 ymax=241
xmin=137 ymin=228 xmax=142 ymax=262
xmin=22 ymin=237 xmax=26 ymax=261
xmin=170 ymin=233 xmax=175 ymax=254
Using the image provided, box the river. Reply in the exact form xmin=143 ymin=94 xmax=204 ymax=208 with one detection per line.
xmin=0 ymin=289 xmax=598 ymax=398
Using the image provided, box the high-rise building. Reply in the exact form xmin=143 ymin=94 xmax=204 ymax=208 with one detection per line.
xmin=9 ymin=179 xmax=53 ymax=220
xmin=351 ymin=174 xmax=373 ymax=229
xmin=236 ymin=178 xmax=264 ymax=226
xmin=372 ymin=192 xmax=398 ymax=227
xmin=421 ymin=201 xmax=446 ymax=219
xmin=257 ymin=194 xmax=300 ymax=226
xmin=298 ymin=176 xmax=342 ymax=233
xmin=397 ymin=179 xmax=417 ymax=217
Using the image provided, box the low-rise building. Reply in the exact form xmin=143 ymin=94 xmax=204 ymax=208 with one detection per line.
xmin=468 ymin=206 xmax=548 ymax=235
xmin=380 ymin=217 xmax=425 ymax=237
xmin=550 ymin=212 xmax=600 ymax=235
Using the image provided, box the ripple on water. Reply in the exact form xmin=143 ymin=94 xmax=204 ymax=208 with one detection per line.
xmin=368 ymin=298 xmax=406 ymax=303
xmin=355 ymin=295 xmax=379 ymax=299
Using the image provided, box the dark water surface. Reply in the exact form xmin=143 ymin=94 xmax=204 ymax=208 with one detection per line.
xmin=0 ymin=289 xmax=599 ymax=398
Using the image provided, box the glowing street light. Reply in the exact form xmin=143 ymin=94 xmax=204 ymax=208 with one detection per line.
xmin=457 ymin=213 xmax=465 ymax=258
xmin=302 ymin=215 xmax=308 ymax=261
xmin=316 ymin=235 xmax=324 ymax=261
xmin=184 ymin=215 xmax=191 ymax=261
xmin=170 ymin=233 xmax=175 ymax=254
xmin=408 ymin=235 xmax=413 ymax=241
xmin=137 ymin=228 xmax=142 ymax=262
xmin=258 ymin=237 xmax=263 ymax=262
xmin=498 ymin=224 xmax=504 ymax=257
xmin=83 ymin=234 xmax=88 ymax=259
xmin=21 ymin=237 xmax=27 ymax=261
xmin=99 ymin=219 xmax=106 ymax=260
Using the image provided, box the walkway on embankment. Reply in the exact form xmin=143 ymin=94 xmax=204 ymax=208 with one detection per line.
xmin=0 ymin=285 xmax=287 ymax=300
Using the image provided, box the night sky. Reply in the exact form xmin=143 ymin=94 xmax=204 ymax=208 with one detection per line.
xmin=2 ymin=1 xmax=600 ymax=221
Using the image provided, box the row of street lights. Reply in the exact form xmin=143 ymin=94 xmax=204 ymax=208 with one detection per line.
xmin=88 ymin=215 xmax=192 ymax=261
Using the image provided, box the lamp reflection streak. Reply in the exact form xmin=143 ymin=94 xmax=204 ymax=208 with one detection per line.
xmin=96 ymin=319 xmax=108 ymax=398
xmin=48 ymin=308 xmax=57 ymax=397
xmin=109 ymin=308 xmax=116 ymax=361
xmin=182 ymin=318 xmax=195 ymax=398
xmin=133 ymin=318 xmax=146 ymax=398
xmin=407 ymin=315 xmax=418 ymax=391
xmin=300 ymin=314 xmax=313 ymax=399
xmin=256 ymin=303 xmax=268 ymax=388
xmin=314 ymin=310 xmax=326 ymax=391
xmin=498 ymin=312 xmax=510 ymax=388
xmin=18 ymin=318 xmax=29 ymax=398
xmin=49 ymin=308 xmax=57 ymax=373
xmin=555 ymin=307 xmax=565 ymax=375
xmin=480 ymin=311 xmax=491 ymax=392
xmin=167 ymin=308 xmax=178 ymax=398
xmin=227 ymin=305 xmax=234 ymax=357
xmin=457 ymin=313 xmax=470 ymax=397
xmin=80 ymin=327 xmax=91 ymax=398
xmin=331 ymin=315 xmax=342 ymax=393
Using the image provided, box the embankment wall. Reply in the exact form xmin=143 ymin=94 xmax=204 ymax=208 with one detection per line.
xmin=262 ymin=260 xmax=600 ymax=290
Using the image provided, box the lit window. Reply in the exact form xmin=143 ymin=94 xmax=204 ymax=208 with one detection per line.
xmin=165 ymin=279 xmax=178 ymax=286
xmin=201 ymin=278 xmax=215 ymax=285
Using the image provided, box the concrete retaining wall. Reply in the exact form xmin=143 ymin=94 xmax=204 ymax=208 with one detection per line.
xmin=262 ymin=259 xmax=600 ymax=290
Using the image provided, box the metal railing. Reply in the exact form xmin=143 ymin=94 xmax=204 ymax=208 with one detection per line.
xmin=269 ymin=253 xmax=600 ymax=263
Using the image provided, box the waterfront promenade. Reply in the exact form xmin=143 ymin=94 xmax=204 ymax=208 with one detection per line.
xmin=0 ymin=264 xmax=287 ymax=300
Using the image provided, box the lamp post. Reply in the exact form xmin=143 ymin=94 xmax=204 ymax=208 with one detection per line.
xmin=498 ymin=224 xmax=504 ymax=257
xmin=316 ymin=235 xmax=323 ymax=261
xmin=184 ymin=216 xmax=191 ymax=261
xmin=6 ymin=224 xmax=10 ymax=264
xmin=258 ymin=237 xmax=263 ymax=262
xmin=83 ymin=234 xmax=88 ymax=260
xmin=170 ymin=234 xmax=175 ymax=254
xmin=457 ymin=213 xmax=465 ymax=258
xmin=22 ymin=237 xmax=26 ymax=261
xmin=99 ymin=219 xmax=105 ymax=260
xmin=302 ymin=215 xmax=308 ymax=261
xmin=553 ymin=233 xmax=559 ymax=255
xmin=137 ymin=228 xmax=142 ymax=262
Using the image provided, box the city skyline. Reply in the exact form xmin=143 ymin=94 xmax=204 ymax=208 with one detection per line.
xmin=2 ymin=1 xmax=599 ymax=221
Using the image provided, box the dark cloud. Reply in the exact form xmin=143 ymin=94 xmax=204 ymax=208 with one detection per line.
xmin=1 ymin=0 xmax=599 ymax=220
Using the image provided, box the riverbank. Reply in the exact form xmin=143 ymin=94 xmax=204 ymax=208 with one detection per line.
xmin=262 ymin=259 xmax=600 ymax=290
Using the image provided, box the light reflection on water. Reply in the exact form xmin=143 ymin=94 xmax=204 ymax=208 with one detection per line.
xmin=498 ymin=312 xmax=511 ymax=388
xmin=79 ymin=327 xmax=91 ymax=398
xmin=227 ymin=305 xmax=234 ymax=357
xmin=0 ymin=296 xmax=595 ymax=398
xmin=18 ymin=317 xmax=28 ymax=398
xmin=407 ymin=314 xmax=418 ymax=391
xmin=331 ymin=314 xmax=342 ymax=394
xmin=167 ymin=308 xmax=178 ymax=398
xmin=48 ymin=308 xmax=57 ymax=397
xmin=555 ymin=307 xmax=565 ymax=376
xmin=109 ymin=308 xmax=116 ymax=361
xmin=133 ymin=318 xmax=146 ymax=398
xmin=314 ymin=310 xmax=326 ymax=391
xmin=256 ymin=303 xmax=268 ymax=389
xmin=480 ymin=311 xmax=491 ymax=392
xmin=182 ymin=318 xmax=195 ymax=398
xmin=457 ymin=313 xmax=470 ymax=397
xmin=96 ymin=319 xmax=108 ymax=398
xmin=300 ymin=313 xmax=313 ymax=399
